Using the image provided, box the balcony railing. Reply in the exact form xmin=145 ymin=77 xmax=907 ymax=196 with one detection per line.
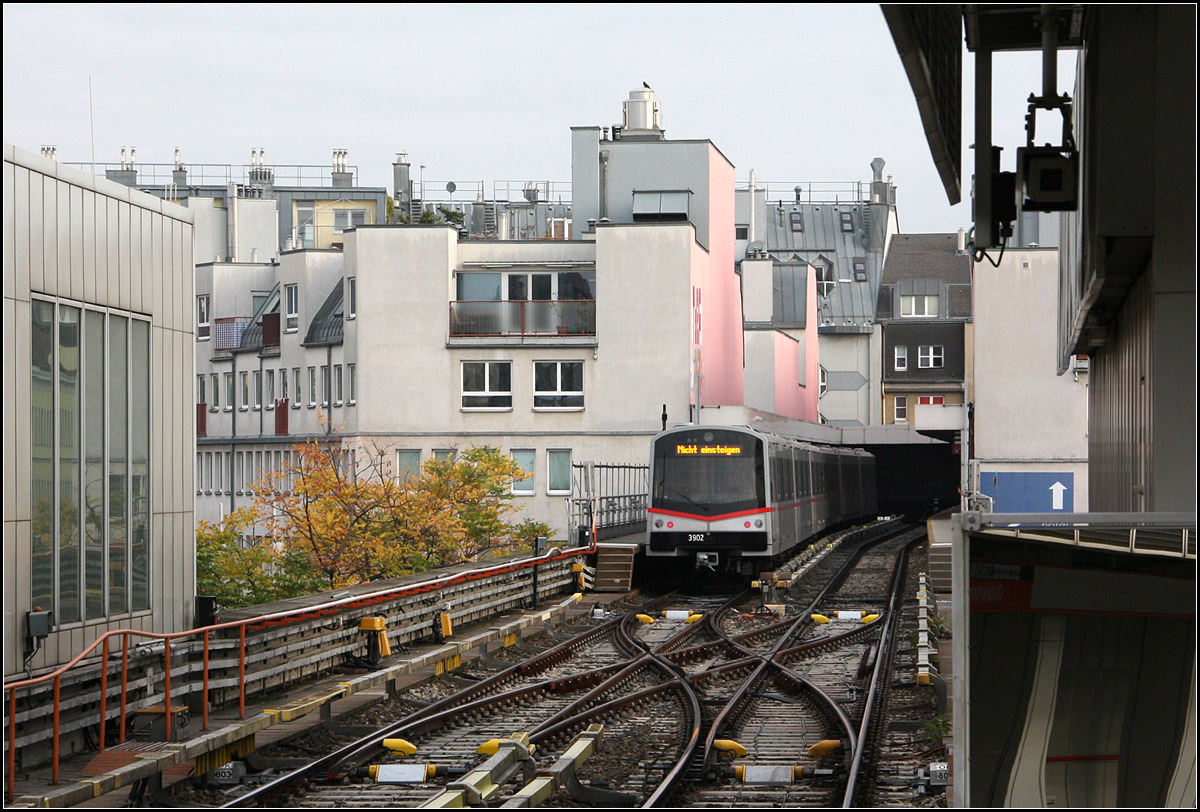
xmin=213 ymin=317 xmax=251 ymax=350
xmin=450 ymin=300 xmax=595 ymax=337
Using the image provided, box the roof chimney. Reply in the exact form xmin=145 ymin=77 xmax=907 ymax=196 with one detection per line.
xmin=622 ymin=87 xmax=665 ymax=139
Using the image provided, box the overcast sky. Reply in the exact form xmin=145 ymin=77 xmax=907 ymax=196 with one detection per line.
xmin=3 ymin=4 xmax=1074 ymax=234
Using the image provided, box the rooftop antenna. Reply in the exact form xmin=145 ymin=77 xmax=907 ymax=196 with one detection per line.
xmin=88 ymin=76 xmax=95 ymax=175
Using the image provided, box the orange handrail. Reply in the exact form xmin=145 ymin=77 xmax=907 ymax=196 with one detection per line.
xmin=3 ymin=543 xmax=591 ymax=801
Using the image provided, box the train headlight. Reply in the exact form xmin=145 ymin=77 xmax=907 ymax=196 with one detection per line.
xmin=755 ymin=519 xmax=764 ymax=528
xmin=667 ymin=521 xmax=674 ymax=529
xmin=654 ymin=519 xmax=664 ymax=529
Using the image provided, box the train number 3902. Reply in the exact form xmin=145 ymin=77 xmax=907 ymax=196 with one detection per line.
xmin=687 ymin=533 xmax=707 ymax=542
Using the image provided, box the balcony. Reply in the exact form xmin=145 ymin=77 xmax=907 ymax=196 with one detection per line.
xmin=449 ymin=300 xmax=595 ymax=342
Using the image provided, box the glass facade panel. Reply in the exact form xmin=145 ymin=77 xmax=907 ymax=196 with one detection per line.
xmin=84 ymin=311 xmax=105 ymax=619
xmin=58 ymin=306 xmax=81 ymax=623
xmin=31 ymin=299 xmax=55 ymax=616
xmin=108 ymin=315 xmax=127 ymax=615
xmin=130 ymin=320 xmax=150 ymax=611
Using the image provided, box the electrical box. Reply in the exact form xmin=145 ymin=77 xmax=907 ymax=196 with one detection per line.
xmin=26 ymin=610 xmax=53 ymax=640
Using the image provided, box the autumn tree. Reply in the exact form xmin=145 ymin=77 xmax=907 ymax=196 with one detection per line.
xmin=195 ymin=506 xmax=312 ymax=608
xmin=255 ymin=440 xmax=398 ymax=589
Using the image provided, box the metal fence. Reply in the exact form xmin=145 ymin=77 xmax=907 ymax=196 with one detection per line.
xmin=568 ymin=462 xmax=649 ymax=543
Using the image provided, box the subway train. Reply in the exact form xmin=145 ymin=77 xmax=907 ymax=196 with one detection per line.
xmin=646 ymin=425 xmax=876 ymax=575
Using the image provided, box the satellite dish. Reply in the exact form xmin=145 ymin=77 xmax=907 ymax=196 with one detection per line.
xmin=446 ymin=181 xmax=457 ymax=194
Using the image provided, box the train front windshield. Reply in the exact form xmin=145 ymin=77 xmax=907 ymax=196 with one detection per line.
xmin=652 ymin=430 xmax=765 ymax=516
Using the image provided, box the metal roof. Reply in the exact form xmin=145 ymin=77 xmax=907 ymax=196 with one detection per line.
xmin=302 ymin=281 xmax=344 ymax=346
xmin=753 ymin=198 xmax=886 ymax=330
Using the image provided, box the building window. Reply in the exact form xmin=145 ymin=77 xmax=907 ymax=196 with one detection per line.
xmin=533 ymin=361 xmax=583 ymax=409
xmin=292 ymin=367 xmax=301 ymax=408
xmin=280 ymin=368 xmax=289 ymax=403
xmin=735 ymin=226 xmax=749 ymax=240
xmin=335 ymin=365 xmax=343 ymax=405
xmin=819 ymin=365 xmax=827 ymax=398
xmin=894 ymin=346 xmax=908 ymax=371
xmin=265 ymin=369 xmax=275 ymax=409
xmin=308 ymin=366 xmax=317 ymax=407
xmin=240 ymin=371 xmax=250 ymax=410
xmin=839 ymin=210 xmax=854 ymax=232
xmin=547 ymin=449 xmax=572 ymax=494
xmin=224 ymin=372 xmax=234 ymax=411
xmin=321 ymin=365 xmax=329 ymax=406
xmin=197 ymin=294 xmax=210 ymax=339
xmin=210 ymin=373 xmax=219 ymax=411
xmin=197 ymin=374 xmax=206 ymax=406
xmin=348 ymin=363 xmax=356 ymax=405
xmin=901 ymin=294 xmax=939 ymax=317
xmin=285 ymin=284 xmax=299 ymax=331
xmin=31 ymin=299 xmax=151 ymax=625
xmin=396 ymin=449 xmax=422 ymax=482
xmin=253 ymin=370 xmax=262 ymax=410
xmin=433 ymin=449 xmax=456 ymax=463
xmin=334 ymin=209 xmax=366 ymax=233
xmin=918 ymin=396 xmax=946 ymax=405
xmin=853 ymin=258 xmax=868 ymax=281
xmin=895 ymin=396 xmax=908 ymax=423
xmin=918 ymin=345 xmax=945 ymax=368
xmin=511 ymin=449 xmax=535 ymax=495
xmin=789 ymin=211 xmax=804 ymax=232
xmin=817 ymin=264 xmax=835 ymax=298
xmin=462 ymin=361 xmax=513 ymax=409
xmin=347 ymin=277 xmax=356 ymax=319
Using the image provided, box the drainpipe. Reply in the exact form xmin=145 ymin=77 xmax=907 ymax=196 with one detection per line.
xmin=748 ymin=169 xmax=757 ymax=247
xmin=598 ymin=150 xmax=610 ymax=221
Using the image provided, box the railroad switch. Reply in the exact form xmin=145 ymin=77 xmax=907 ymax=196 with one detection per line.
xmin=425 ymin=734 xmax=536 ymax=807
xmin=661 ymin=610 xmax=703 ymax=623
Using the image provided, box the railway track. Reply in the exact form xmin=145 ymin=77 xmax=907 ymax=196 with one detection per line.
xmin=194 ymin=519 xmax=945 ymax=809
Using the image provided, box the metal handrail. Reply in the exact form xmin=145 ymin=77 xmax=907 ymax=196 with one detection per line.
xmin=3 ymin=542 xmax=594 ymax=801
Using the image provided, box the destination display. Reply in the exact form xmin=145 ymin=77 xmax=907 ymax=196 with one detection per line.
xmin=673 ymin=444 xmax=744 ymax=456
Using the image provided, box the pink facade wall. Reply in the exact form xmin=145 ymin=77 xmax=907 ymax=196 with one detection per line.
xmin=774 ymin=332 xmax=804 ymax=418
xmin=800 ymin=260 xmax=820 ymax=421
xmin=691 ymin=146 xmax=743 ymax=407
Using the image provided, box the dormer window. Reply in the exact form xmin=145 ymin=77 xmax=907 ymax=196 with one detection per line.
xmin=901 ymin=294 xmax=939 ymax=317
xmin=853 ymin=259 xmax=868 ymax=282
xmin=840 ymin=210 xmax=854 ymax=232
xmin=789 ymin=211 xmax=804 ymax=232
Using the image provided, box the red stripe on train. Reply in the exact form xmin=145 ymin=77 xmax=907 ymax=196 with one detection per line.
xmin=647 ymin=507 xmax=771 ymax=522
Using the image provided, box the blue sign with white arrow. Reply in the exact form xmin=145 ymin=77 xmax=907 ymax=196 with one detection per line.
xmin=979 ymin=472 xmax=1074 ymax=513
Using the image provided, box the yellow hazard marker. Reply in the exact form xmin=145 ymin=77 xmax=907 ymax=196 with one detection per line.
xmin=477 ymin=732 xmax=534 ymax=757
xmin=807 ymin=739 xmax=842 ymax=758
xmin=636 ymin=614 xmax=655 ymax=624
xmin=383 ymin=738 xmax=418 ymax=755
xmin=713 ymin=740 xmax=748 ymax=757
xmin=811 ymin=614 xmax=831 ymax=624
xmin=360 ymin=616 xmax=392 ymax=657
xmin=687 ymin=613 xmax=703 ymax=623
xmin=862 ymin=613 xmax=880 ymax=624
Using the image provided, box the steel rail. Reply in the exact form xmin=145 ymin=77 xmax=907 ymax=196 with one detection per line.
xmin=841 ymin=533 xmax=926 ymax=807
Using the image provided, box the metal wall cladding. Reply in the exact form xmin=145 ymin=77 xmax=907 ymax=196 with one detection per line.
xmin=4 ymin=145 xmax=195 ymax=677
xmin=882 ymin=321 xmax=966 ymax=382
xmin=1088 ymin=268 xmax=1152 ymax=512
